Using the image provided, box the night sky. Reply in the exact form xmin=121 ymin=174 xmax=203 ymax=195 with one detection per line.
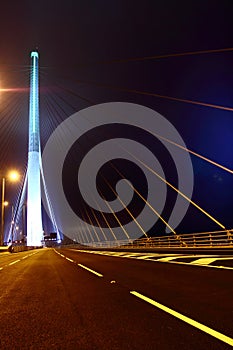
xmin=0 ymin=1 xmax=232 ymax=239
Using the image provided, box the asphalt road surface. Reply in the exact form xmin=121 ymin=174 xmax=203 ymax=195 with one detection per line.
xmin=0 ymin=248 xmax=232 ymax=350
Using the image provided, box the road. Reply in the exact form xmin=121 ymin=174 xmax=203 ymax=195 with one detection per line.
xmin=0 ymin=248 xmax=232 ymax=350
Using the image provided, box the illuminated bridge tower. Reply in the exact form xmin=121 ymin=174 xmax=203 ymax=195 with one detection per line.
xmin=27 ymin=51 xmax=43 ymax=246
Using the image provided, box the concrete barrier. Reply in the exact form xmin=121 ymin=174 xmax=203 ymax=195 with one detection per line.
xmin=9 ymin=245 xmax=43 ymax=253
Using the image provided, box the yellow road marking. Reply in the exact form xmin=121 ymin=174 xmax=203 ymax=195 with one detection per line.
xmin=156 ymin=256 xmax=185 ymax=262
xmin=65 ymin=257 xmax=74 ymax=262
xmin=78 ymin=264 xmax=103 ymax=277
xmin=191 ymin=258 xmax=218 ymax=265
xmin=191 ymin=257 xmax=233 ymax=265
xmin=8 ymin=259 xmax=20 ymax=266
xmin=130 ymin=291 xmax=233 ymax=347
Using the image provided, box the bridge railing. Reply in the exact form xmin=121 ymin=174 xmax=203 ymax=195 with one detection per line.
xmin=67 ymin=229 xmax=233 ymax=249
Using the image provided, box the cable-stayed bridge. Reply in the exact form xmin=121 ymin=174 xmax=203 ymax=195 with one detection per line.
xmin=0 ymin=50 xmax=232 ymax=249
xmin=0 ymin=50 xmax=232 ymax=350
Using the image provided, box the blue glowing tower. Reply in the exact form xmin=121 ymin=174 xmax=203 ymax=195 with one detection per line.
xmin=27 ymin=51 xmax=43 ymax=246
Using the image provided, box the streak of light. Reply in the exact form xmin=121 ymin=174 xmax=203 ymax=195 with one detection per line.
xmin=0 ymin=87 xmax=29 ymax=93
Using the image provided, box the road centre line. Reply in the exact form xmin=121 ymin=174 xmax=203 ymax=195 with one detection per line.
xmin=54 ymin=250 xmax=104 ymax=277
xmin=130 ymin=291 xmax=233 ymax=347
xmin=78 ymin=264 xmax=103 ymax=277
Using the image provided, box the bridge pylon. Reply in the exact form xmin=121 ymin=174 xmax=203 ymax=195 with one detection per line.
xmin=27 ymin=51 xmax=43 ymax=246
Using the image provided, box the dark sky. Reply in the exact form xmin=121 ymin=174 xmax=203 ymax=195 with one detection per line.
xmin=0 ymin=0 xmax=232 ymax=238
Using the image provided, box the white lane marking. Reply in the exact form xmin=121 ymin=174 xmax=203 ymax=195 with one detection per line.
xmin=78 ymin=264 xmax=103 ymax=277
xmin=130 ymin=291 xmax=233 ymax=347
xmin=22 ymin=255 xmax=29 ymax=259
xmin=8 ymin=259 xmax=20 ymax=266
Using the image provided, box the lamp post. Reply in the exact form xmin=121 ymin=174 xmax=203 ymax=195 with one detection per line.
xmin=1 ymin=177 xmax=6 ymax=246
xmin=0 ymin=171 xmax=20 ymax=246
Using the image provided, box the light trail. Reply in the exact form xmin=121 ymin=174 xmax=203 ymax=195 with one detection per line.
xmin=0 ymin=87 xmax=29 ymax=93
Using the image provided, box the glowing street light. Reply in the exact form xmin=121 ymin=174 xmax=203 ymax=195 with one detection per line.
xmin=0 ymin=170 xmax=20 ymax=246
xmin=8 ymin=171 xmax=20 ymax=182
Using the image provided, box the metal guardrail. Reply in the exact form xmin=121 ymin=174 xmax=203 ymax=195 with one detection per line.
xmin=64 ymin=229 xmax=233 ymax=249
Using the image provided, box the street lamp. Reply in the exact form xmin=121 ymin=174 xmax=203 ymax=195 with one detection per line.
xmin=0 ymin=170 xmax=20 ymax=246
